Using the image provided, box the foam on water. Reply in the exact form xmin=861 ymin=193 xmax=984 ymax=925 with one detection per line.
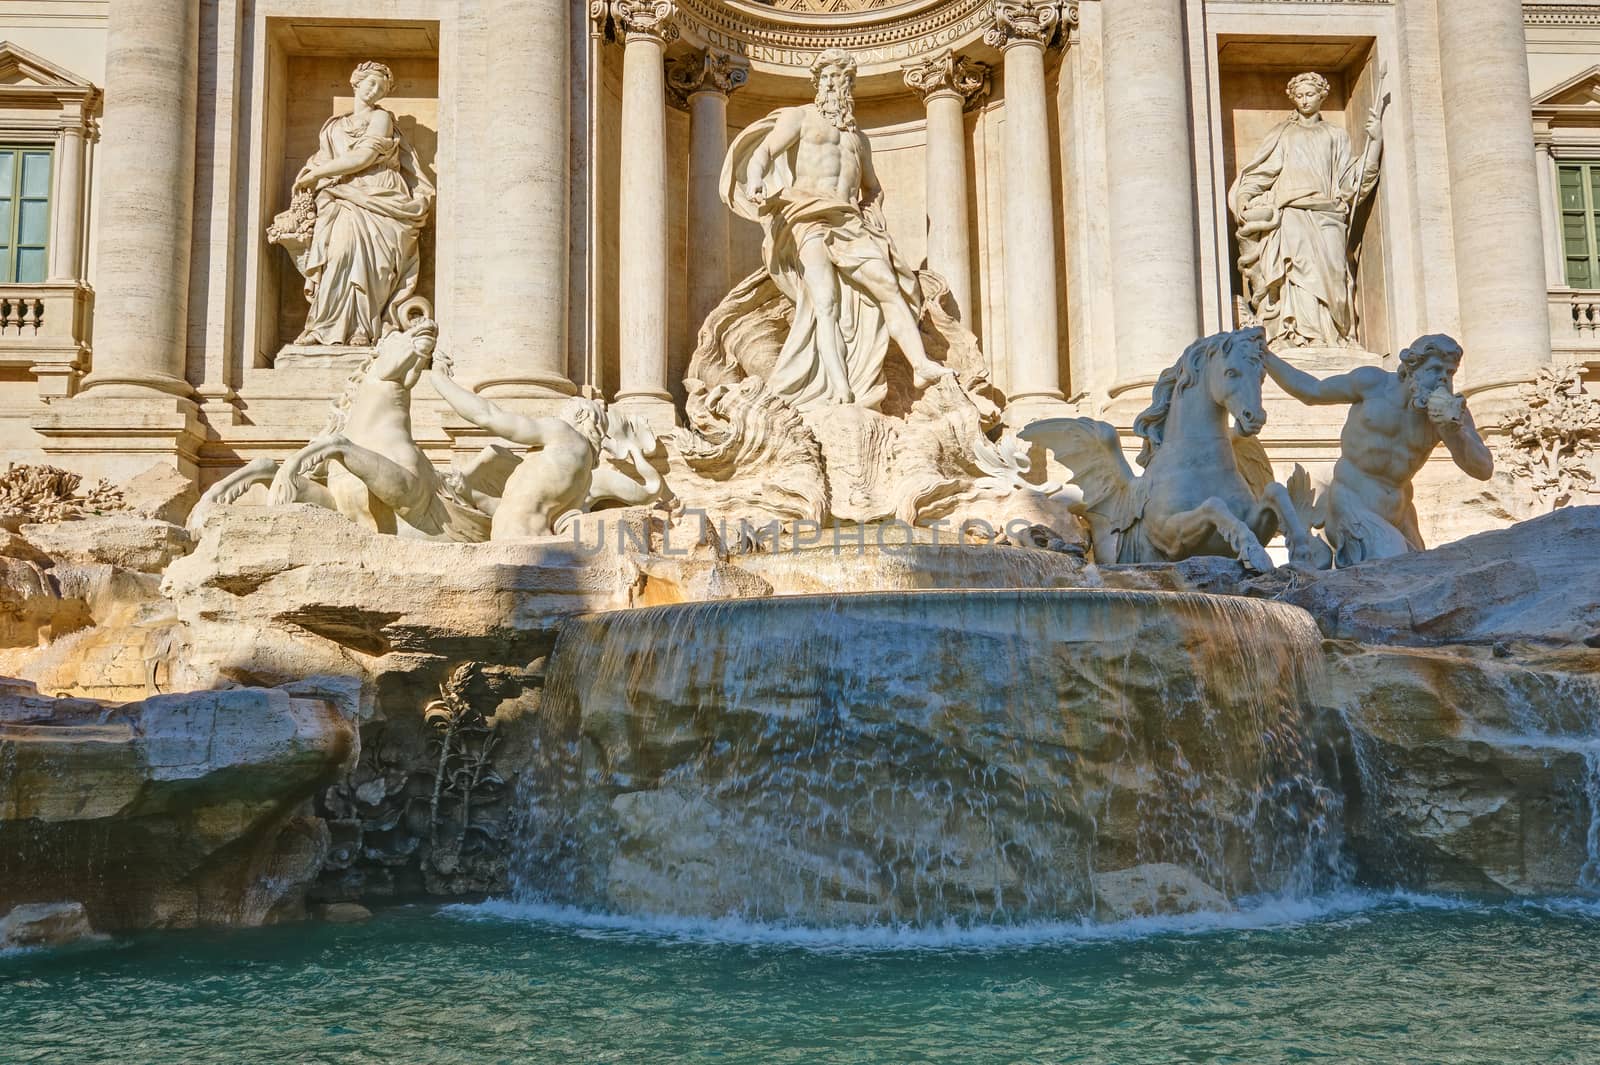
xmin=444 ymin=890 xmax=1508 ymax=954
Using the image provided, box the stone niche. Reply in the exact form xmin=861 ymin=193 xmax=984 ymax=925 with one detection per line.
xmin=250 ymin=18 xmax=440 ymax=367
xmin=1217 ymin=35 xmax=1392 ymax=359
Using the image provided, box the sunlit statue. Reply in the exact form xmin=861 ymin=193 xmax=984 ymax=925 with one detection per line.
xmin=1228 ymin=71 xmax=1384 ymax=349
xmin=190 ymin=307 xmax=665 ymax=542
xmin=1021 ymin=328 xmax=1323 ymax=573
xmin=429 ymin=370 xmax=665 ymax=540
xmin=722 ymin=48 xmax=952 ymax=412
xmin=1263 ymin=334 xmax=1493 ymax=566
xmin=270 ymin=61 xmax=435 ymax=347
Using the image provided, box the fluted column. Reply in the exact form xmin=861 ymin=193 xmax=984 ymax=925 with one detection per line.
xmin=80 ymin=0 xmax=199 ymax=398
xmin=47 ymin=119 xmax=88 ymax=282
xmin=987 ymin=2 xmax=1065 ymax=415
xmin=1534 ymin=131 xmax=1565 ymax=289
xmin=479 ymin=0 xmax=576 ymax=397
xmin=1101 ymin=0 xmax=1200 ymax=397
xmin=669 ymin=49 xmax=748 ymax=343
xmin=903 ymin=50 xmax=988 ymax=321
xmin=1437 ymin=0 xmax=1551 ymax=391
xmin=611 ymin=0 xmax=676 ymax=425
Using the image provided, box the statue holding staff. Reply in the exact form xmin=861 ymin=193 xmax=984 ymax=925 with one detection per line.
xmin=1229 ymin=71 xmax=1386 ymax=349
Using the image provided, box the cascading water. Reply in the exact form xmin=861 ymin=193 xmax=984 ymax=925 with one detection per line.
xmin=510 ymin=587 xmax=1344 ymax=927
xmin=1336 ymin=650 xmax=1600 ymax=895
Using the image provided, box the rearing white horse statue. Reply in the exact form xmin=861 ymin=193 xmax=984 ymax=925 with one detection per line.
xmin=1019 ymin=327 xmax=1325 ymax=572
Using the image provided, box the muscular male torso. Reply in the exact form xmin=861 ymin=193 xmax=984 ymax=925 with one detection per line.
xmin=1333 ymin=375 xmax=1437 ymax=519
xmin=790 ymin=106 xmax=866 ymax=203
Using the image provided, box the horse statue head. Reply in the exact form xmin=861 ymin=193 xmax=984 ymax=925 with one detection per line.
xmin=1132 ymin=327 xmax=1268 ymax=468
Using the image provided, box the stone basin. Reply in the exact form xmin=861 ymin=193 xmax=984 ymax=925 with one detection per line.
xmin=516 ymin=588 xmax=1339 ymax=926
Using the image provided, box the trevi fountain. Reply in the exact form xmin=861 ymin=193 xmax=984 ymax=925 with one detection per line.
xmin=0 ymin=1 xmax=1598 ymax=1062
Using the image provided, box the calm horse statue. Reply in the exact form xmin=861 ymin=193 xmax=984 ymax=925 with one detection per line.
xmin=1019 ymin=327 xmax=1324 ymax=572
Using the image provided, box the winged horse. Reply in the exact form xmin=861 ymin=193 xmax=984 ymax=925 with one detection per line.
xmin=1018 ymin=327 xmax=1327 ymax=572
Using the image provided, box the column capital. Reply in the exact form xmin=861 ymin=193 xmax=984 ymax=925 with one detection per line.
xmin=984 ymin=1 xmax=1075 ymax=51
xmin=902 ymin=50 xmax=991 ymax=110
xmin=593 ymin=0 xmax=679 ymax=43
xmin=667 ymin=49 xmax=749 ymax=109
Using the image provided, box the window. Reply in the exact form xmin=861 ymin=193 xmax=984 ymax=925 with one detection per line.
xmin=1559 ymin=162 xmax=1600 ymax=289
xmin=0 ymin=146 xmax=51 ymax=284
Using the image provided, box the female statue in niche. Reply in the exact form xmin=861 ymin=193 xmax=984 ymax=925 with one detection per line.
xmin=270 ymin=61 xmax=435 ymax=347
xmin=1228 ymin=71 xmax=1385 ymax=349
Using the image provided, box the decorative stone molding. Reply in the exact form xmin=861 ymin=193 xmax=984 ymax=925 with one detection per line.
xmin=594 ymin=0 xmax=681 ymax=42
xmin=674 ymin=0 xmax=996 ymax=71
xmin=1525 ymin=4 xmax=1600 ymax=28
xmin=667 ymin=49 xmax=750 ymax=108
xmin=760 ymin=0 xmax=917 ymax=10
xmin=983 ymin=0 xmax=1074 ymax=50
xmin=902 ymin=50 xmax=990 ymax=110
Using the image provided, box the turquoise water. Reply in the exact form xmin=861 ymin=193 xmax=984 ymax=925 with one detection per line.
xmin=3 ymin=895 xmax=1598 ymax=1064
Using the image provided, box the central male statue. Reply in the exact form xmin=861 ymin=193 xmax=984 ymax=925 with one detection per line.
xmin=722 ymin=48 xmax=951 ymax=412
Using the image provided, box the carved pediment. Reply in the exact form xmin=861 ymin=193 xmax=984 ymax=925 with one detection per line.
xmin=1535 ymin=65 xmax=1600 ymax=111
xmin=0 ymin=42 xmax=98 ymax=119
xmin=0 ymin=42 xmax=93 ymax=90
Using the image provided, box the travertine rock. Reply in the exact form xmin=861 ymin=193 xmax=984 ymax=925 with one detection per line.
xmin=0 ymin=556 xmax=91 ymax=648
xmin=163 ymin=504 xmax=639 ymax=714
xmin=0 ymin=901 xmax=102 ymax=949
xmin=1264 ymin=506 xmax=1600 ymax=646
xmin=0 ymin=683 xmax=353 ymax=930
xmin=314 ymin=902 xmax=372 ymax=923
xmin=524 ymin=589 xmax=1337 ymax=925
xmin=1328 ymin=643 xmax=1599 ymax=896
xmin=1092 ymin=864 xmax=1233 ymax=921
xmin=120 ymin=462 xmax=199 ymax=525
xmin=21 ymin=514 xmax=192 ymax=574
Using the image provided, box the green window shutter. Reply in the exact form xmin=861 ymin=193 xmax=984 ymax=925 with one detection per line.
xmin=1561 ymin=162 xmax=1600 ymax=289
xmin=0 ymin=146 xmax=51 ymax=283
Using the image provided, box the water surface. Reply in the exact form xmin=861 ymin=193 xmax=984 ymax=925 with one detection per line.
xmin=2 ymin=895 xmax=1596 ymax=1065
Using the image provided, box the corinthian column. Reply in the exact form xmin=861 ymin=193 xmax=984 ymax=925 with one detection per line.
xmin=987 ymin=2 xmax=1066 ymax=418
xmin=610 ymin=0 xmax=677 ymax=426
xmin=79 ymin=0 xmax=200 ymax=399
xmin=668 ymin=49 xmax=748 ymax=343
xmin=1101 ymin=0 xmax=1200 ymax=399
xmin=479 ymin=0 xmax=576 ymax=398
xmin=903 ymin=50 xmax=989 ymax=321
xmin=1437 ymin=0 xmax=1552 ymax=392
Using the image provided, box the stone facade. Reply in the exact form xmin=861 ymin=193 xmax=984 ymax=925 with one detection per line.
xmin=0 ymin=1 xmax=1597 ymax=543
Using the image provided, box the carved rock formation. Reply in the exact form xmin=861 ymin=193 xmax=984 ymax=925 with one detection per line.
xmin=0 ymin=680 xmax=353 ymax=930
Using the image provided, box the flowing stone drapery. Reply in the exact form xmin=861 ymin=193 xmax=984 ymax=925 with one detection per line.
xmin=279 ymin=69 xmax=435 ymax=347
xmin=612 ymin=0 xmax=677 ymax=425
xmin=903 ymin=50 xmax=988 ymax=322
xmin=670 ymin=49 xmax=748 ymax=345
xmin=1101 ymin=0 xmax=1200 ymax=397
xmin=1436 ymin=0 xmax=1552 ymax=392
xmin=478 ymin=0 xmax=576 ymax=397
xmin=78 ymin=0 xmax=199 ymax=399
xmin=1227 ymin=74 xmax=1382 ymax=351
xmin=986 ymin=3 xmax=1064 ymax=415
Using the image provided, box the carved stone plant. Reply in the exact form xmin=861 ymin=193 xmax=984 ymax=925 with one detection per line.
xmin=0 ymin=462 xmax=124 ymax=529
xmin=1502 ymin=366 xmax=1600 ymax=512
xmin=423 ymin=663 xmax=507 ymax=887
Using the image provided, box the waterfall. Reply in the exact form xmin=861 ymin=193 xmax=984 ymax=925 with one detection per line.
xmin=509 ymin=588 xmax=1342 ymax=927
